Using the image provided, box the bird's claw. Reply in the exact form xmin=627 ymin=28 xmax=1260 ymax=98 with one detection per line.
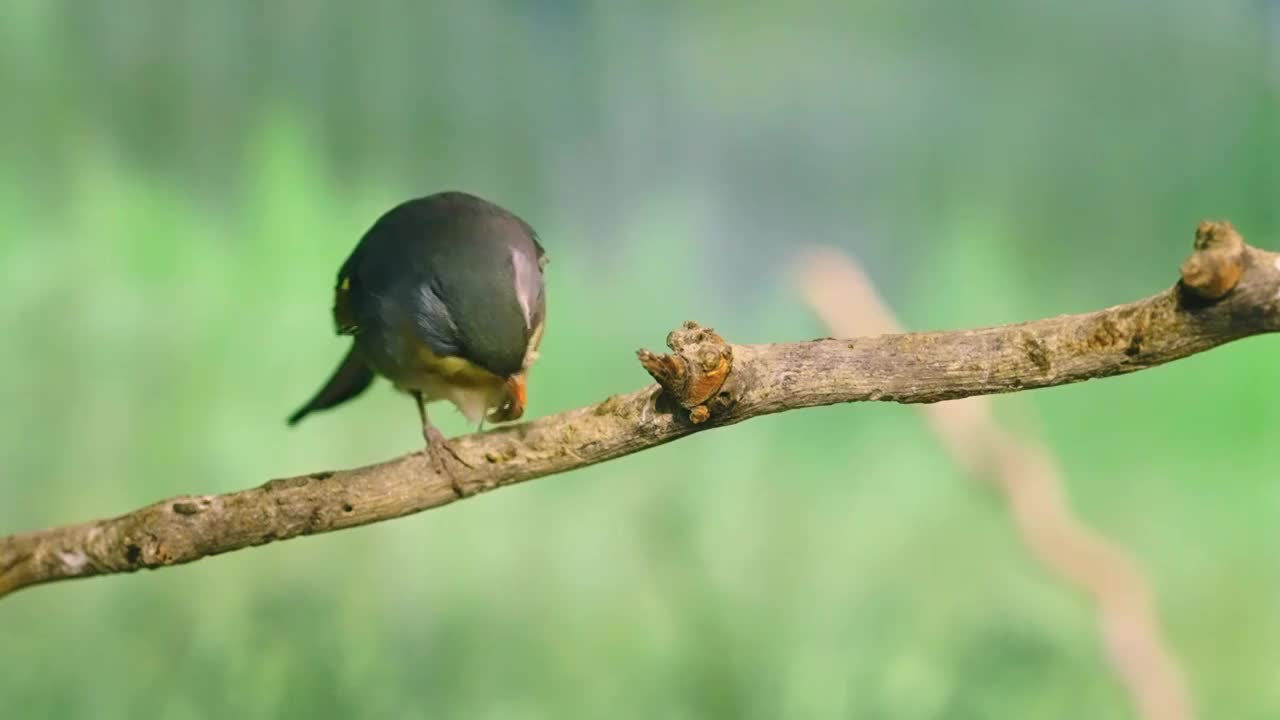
xmin=422 ymin=426 xmax=471 ymax=497
xmin=422 ymin=422 xmax=447 ymax=449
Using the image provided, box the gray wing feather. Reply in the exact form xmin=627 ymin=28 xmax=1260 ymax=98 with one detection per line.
xmin=412 ymin=283 xmax=464 ymax=357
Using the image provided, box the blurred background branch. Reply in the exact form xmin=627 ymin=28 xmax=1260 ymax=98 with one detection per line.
xmin=796 ymin=249 xmax=1195 ymax=720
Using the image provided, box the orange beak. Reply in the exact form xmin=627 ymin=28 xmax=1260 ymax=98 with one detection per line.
xmin=500 ymin=374 xmax=527 ymax=422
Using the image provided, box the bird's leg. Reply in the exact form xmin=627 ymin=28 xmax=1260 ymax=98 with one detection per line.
xmin=413 ymin=391 xmax=446 ymax=448
xmin=413 ymin=391 xmax=468 ymax=497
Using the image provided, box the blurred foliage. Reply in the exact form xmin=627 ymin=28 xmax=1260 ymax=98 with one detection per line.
xmin=2 ymin=1 xmax=1280 ymax=718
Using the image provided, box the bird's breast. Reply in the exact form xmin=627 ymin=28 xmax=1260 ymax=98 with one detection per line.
xmin=365 ymin=330 xmax=510 ymax=424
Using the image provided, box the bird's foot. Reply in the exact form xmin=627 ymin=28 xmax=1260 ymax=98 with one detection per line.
xmin=423 ymin=425 xmax=472 ymax=497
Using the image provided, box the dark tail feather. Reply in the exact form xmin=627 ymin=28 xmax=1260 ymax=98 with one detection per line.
xmin=287 ymin=344 xmax=376 ymax=426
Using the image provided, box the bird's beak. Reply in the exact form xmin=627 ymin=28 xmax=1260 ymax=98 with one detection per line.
xmin=508 ymin=374 xmax=527 ymax=416
xmin=489 ymin=373 xmax=527 ymax=423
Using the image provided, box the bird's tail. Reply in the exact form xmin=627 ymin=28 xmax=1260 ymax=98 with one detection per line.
xmin=287 ymin=344 xmax=376 ymax=426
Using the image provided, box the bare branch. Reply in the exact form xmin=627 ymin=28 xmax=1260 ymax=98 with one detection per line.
xmin=2 ymin=221 xmax=1275 ymax=599
xmin=796 ymin=249 xmax=1195 ymax=720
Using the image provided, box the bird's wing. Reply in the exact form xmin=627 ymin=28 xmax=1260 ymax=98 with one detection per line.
xmin=333 ymin=271 xmax=359 ymax=335
xmin=525 ymin=223 xmax=550 ymax=270
xmin=409 ymin=280 xmax=466 ymax=359
xmin=511 ymin=243 xmax=545 ymax=335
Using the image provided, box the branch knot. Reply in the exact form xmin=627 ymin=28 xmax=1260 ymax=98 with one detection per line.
xmin=1180 ymin=220 xmax=1245 ymax=300
xmin=637 ymin=321 xmax=734 ymax=424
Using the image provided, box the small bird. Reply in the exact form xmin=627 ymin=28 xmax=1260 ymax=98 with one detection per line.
xmin=288 ymin=192 xmax=548 ymax=469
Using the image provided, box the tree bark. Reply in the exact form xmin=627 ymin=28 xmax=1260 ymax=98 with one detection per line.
xmin=1 ymin=221 xmax=1275 ymax=599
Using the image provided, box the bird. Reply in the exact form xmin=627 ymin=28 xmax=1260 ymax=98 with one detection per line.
xmin=287 ymin=191 xmax=548 ymax=473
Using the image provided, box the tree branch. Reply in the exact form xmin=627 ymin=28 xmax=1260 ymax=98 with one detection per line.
xmin=3 ymin=222 xmax=1276 ymax=599
xmin=796 ymin=248 xmax=1195 ymax=720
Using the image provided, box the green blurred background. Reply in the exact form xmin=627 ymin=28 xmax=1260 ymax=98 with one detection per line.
xmin=3 ymin=1 xmax=1279 ymax=718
